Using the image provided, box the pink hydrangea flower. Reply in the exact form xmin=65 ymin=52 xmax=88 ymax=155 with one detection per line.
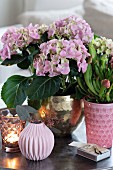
xmin=33 ymin=39 xmax=90 ymax=77
xmin=0 ymin=44 xmax=11 ymax=60
xmin=48 ymin=16 xmax=93 ymax=44
xmin=0 ymin=24 xmax=48 ymax=60
xmin=27 ymin=23 xmax=40 ymax=39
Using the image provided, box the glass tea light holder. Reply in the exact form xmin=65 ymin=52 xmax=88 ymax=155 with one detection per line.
xmin=0 ymin=108 xmax=25 ymax=152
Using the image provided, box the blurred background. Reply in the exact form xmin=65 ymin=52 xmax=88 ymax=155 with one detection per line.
xmin=0 ymin=0 xmax=113 ymax=38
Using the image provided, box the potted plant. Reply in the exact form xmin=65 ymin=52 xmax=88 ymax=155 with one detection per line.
xmin=76 ymin=36 xmax=113 ymax=148
xmin=0 ymin=16 xmax=93 ymax=136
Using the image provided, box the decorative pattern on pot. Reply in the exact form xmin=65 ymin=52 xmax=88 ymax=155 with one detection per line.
xmin=18 ymin=122 xmax=54 ymax=161
xmin=84 ymin=100 xmax=113 ymax=148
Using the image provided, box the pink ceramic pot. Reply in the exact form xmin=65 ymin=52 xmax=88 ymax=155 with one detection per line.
xmin=18 ymin=122 xmax=54 ymax=161
xmin=84 ymin=100 xmax=113 ymax=148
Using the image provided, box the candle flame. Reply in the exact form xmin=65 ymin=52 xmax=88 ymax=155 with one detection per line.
xmin=5 ymin=131 xmax=19 ymax=143
xmin=39 ymin=106 xmax=47 ymax=118
xmin=40 ymin=111 xmax=46 ymax=118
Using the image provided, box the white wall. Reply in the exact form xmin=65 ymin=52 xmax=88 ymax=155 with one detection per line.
xmin=0 ymin=0 xmax=84 ymax=27
xmin=0 ymin=0 xmax=24 ymax=27
xmin=24 ymin=0 xmax=84 ymax=11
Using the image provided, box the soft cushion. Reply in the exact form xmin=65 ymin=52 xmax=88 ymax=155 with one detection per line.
xmin=84 ymin=0 xmax=113 ymax=39
xmin=18 ymin=6 xmax=84 ymax=26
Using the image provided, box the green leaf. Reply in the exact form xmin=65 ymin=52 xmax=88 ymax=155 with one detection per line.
xmin=16 ymin=105 xmax=31 ymax=121
xmin=28 ymin=49 xmax=39 ymax=62
xmin=88 ymin=43 xmax=97 ymax=62
xmin=27 ymin=76 xmax=61 ymax=100
xmin=28 ymin=99 xmax=42 ymax=110
xmin=17 ymin=49 xmax=39 ymax=69
xmin=75 ymin=86 xmax=85 ymax=100
xmin=17 ymin=57 xmax=31 ymax=69
xmin=84 ymin=64 xmax=98 ymax=95
xmin=41 ymin=31 xmax=48 ymax=43
xmin=94 ymin=34 xmax=100 ymax=39
xmin=99 ymin=86 xmax=106 ymax=98
xmin=1 ymin=54 xmax=26 ymax=65
xmin=69 ymin=60 xmax=80 ymax=77
xmin=1 ymin=75 xmax=30 ymax=108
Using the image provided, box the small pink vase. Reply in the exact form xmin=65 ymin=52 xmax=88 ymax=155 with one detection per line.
xmin=84 ymin=100 xmax=113 ymax=148
xmin=18 ymin=122 xmax=54 ymax=161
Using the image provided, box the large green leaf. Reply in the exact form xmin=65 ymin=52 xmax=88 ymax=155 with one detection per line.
xmin=1 ymin=75 xmax=30 ymax=108
xmin=1 ymin=54 xmax=26 ymax=65
xmin=27 ymin=76 xmax=61 ymax=100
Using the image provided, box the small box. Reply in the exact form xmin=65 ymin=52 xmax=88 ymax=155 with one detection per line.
xmin=69 ymin=142 xmax=110 ymax=162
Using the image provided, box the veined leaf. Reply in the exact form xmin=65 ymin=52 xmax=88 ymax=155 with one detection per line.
xmin=1 ymin=75 xmax=30 ymax=108
xmin=27 ymin=76 xmax=61 ymax=100
xmin=1 ymin=54 xmax=26 ymax=65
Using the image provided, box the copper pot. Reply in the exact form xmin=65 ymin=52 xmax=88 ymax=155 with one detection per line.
xmin=38 ymin=96 xmax=84 ymax=137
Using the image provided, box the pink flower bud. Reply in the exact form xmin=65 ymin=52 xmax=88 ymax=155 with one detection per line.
xmin=101 ymin=79 xmax=110 ymax=88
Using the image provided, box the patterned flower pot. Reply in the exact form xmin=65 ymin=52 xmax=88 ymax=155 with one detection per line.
xmin=84 ymin=100 xmax=113 ymax=148
xmin=18 ymin=122 xmax=54 ymax=161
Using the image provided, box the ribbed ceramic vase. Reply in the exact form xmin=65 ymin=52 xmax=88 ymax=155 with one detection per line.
xmin=18 ymin=122 xmax=54 ymax=161
xmin=84 ymin=100 xmax=113 ymax=148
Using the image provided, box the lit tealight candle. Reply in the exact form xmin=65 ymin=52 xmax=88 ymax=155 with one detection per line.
xmin=1 ymin=108 xmax=25 ymax=152
xmin=5 ymin=132 xmax=19 ymax=144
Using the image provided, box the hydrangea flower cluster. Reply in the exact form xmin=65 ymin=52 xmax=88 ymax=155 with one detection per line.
xmin=33 ymin=39 xmax=90 ymax=77
xmin=0 ymin=24 xmax=48 ymax=60
xmin=48 ymin=15 xmax=93 ymax=44
xmin=93 ymin=37 xmax=113 ymax=56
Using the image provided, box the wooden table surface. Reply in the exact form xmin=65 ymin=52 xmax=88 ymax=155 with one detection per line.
xmin=0 ymin=136 xmax=113 ymax=170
